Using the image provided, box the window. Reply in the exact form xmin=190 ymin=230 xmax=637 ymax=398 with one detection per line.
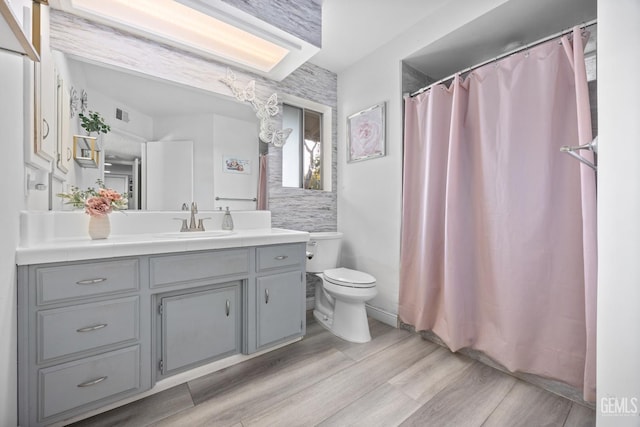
xmin=282 ymin=104 xmax=324 ymax=190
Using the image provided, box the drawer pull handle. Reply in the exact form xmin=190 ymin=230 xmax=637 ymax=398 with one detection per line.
xmin=274 ymin=255 xmax=288 ymax=261
xmin=226 ymin=300 xmax=230 ymax=317
xmin=76 ymin=323 xmax=108 ymax=333
xmin=76 ymin=278 xmax=107 ymax=285
xmin=265 ymin=288 xmax=269 ymax=304
xmin=77 ymin=376 xmax=108 ymax=388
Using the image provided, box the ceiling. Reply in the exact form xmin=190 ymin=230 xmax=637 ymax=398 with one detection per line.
xmin=309 ymin=0 xmax=449 ymax=73
xmin=310 ymin=0 xmax=597 ymax=78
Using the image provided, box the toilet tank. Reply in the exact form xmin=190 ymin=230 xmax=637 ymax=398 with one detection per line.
xmin=306 ymin=231 xmax=343 ymax=273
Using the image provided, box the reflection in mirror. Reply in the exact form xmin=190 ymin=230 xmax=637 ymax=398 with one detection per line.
xmin=145 ymin=140 xmax=193 ymax=210
xmin=62 ymin=55 xmax=259 ymax=211
xmin=72 ymin=135 xmax=99 ymax=168
xmin=282 ymin=104 xmax=323 ymax=190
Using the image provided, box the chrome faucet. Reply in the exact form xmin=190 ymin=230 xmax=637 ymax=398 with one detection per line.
xmin=175 ymin=202 xmax=209 ymax=232
xmin=189 ymin=202 xmax=198 ymax=230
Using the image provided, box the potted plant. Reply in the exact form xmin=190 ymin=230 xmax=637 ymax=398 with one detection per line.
xmin=79 ymin=111 xmax=111 ymax=135
xmin=57 ymin=180 xmax=127 ymax=239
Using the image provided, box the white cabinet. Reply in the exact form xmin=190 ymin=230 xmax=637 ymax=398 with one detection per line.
xmin=0 ymin=0 xmax=39 ymax=60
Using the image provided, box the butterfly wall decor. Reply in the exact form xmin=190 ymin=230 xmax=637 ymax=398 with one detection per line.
xmin=220 ymin=69 xmax=292 ymax=146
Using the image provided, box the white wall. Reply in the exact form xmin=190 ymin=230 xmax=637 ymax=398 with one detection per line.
xmin=337 ymin=0 xmax=509 ymax=316
xmin=212 ymin=115 xmax=260 ymax=211
xmin=0 ymin=49 xmax=26 ymax=427
xmin=597 ymin=0 xmax=640 ymax=424
xmin=153 ymin=113 xmax=258 ymax=212
xmin=153 ymin=114 xmax=215 ymax=210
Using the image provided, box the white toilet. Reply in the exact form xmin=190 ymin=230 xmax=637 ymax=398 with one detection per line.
xmin=306 ymin=232 xmax=377 ymax=343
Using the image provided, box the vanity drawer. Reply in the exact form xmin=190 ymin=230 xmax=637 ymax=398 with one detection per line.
xmin=150 ymin=249 xmax=249 ymax=287
xmin=256 ymin=244 xmax=302 ymax=272
xmin=36 ymin=259 xmax=139 ymax=305
xmin=37 ymin=296 xmax=139 ymax=363
xmin=39 ymin=345 xmax=140 ymax=421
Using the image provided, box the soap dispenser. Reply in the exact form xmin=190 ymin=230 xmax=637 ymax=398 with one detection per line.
xmin=222 ymin=207 xmax=234 ymax=230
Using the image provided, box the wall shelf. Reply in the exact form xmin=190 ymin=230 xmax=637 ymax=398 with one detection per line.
xmin=73 ymin=135 xmax=99 ymax=168
xmin=0 ymin=0 xmax=39 ymax=61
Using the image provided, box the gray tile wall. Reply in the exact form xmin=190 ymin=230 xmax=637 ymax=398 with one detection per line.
xmin=220 ymin=0 xmax=322 ymax=48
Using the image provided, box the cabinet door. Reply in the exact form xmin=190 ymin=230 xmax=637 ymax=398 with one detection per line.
xmin=257 ymin=271 xmax=304 ymax=348
xmin=160 ymin=285 xmax=240 ymax=376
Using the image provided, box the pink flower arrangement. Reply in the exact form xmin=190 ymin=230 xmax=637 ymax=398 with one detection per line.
xmin=57 ymin=180 xmax=128 ymax=217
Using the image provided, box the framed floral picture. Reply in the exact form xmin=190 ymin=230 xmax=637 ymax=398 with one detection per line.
xmin=347 ymin=102 xmax=386 ymax=162
xmin=223 ymin=155 xmax=251 ymax=174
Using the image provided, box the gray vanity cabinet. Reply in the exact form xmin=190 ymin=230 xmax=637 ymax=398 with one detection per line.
xmin=18 ymin=243 xmax=306 ymax=426
xmin=18 ymin=258 xmax=148 ymax=427
xmin=159 ymin=283 xmax=241 ymax=377
xmin=254 ymin=244 xmax=306 ymax=350
xmin=257 ymin=271 xmax=305 ymax=348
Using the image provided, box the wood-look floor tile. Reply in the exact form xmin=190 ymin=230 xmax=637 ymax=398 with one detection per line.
xmin=66 ymin=317 xmax=592 ymax=427
xmin=389 ymin=346 xmax=474 ymax=404
xmin=242 ymin=334 xmax=439 ymax=427
xmin=563 ymin=403 xmax=596 ymax=427
xmin=188 ymin=327 xmax=348 ymax=405
xmin=150 ymin=348 xmax=354 ymax=427
xmin=482 ymin=380 xmax=572 ymax=427
xmin=341 ymin=326 xmax=412 ymax=362
xmin=317 ymin=383 xmax=421 ymax=427
xmin=68 ymin=384 xmax=193 ymax=427
xmin=400 ymin=362 xmax=517 ymax=427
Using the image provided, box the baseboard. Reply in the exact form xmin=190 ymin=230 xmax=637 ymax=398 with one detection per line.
xmin=305 ymin=298 xmax=398 ymax=328
xmin=365 ymin=304 xmax=398 ymax=328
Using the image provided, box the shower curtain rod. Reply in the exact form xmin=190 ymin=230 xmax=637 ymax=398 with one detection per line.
xmin=410 ymin=18 xmax=597 ymax=97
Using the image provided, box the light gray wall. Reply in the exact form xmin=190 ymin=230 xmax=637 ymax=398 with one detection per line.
xmin=0 ymin=46 xmax=27 ymax=427
xmin=597 ymin=0 xmax=640 ymax=424
xmin=269 ymin=63 xmax=337 ymax=232
xmin=402 ymin=62 xmax=433 ymax=95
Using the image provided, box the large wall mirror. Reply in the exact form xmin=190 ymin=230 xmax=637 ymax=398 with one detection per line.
xmin=58 ymin=54 xmax=260 ymax=211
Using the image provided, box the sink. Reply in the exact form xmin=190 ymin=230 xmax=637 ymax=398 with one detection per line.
xmin=156 ymin=230 xmax=235 ymax=239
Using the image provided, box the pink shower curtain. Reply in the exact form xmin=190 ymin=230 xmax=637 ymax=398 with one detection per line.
xmin=257 ymin=153 xmax=268 ymax=210
xmin=400 ymin=27 xmax=597 ymax=401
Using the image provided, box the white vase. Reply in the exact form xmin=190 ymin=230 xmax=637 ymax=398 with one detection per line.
xmin=88 ymin=215 xmax=111 ymax=240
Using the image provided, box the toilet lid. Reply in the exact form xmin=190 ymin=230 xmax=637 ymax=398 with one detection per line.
xmin=324 ymin=267 xmax=376 ymax=288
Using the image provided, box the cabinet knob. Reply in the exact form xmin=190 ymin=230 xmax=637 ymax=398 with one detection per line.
xmin=265 ymin=288 xmax=270 ymax=304
xmin=226 ymin=299 xmax=230 ymax=317
xmin=274 ymin=255 xmax=288 ymax=261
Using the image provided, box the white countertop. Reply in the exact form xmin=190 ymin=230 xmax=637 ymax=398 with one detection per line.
xmin=16 ymin=211 xmax=309 ymax=265
xmin=16 ymin=228 xmax=310 ymax=265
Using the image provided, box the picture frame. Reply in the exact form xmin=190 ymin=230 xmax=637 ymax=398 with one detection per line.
xmin=347 ymin=102 xmax=386 ymax=163
xmin=223 ymin=155 xmax=251 ymax=174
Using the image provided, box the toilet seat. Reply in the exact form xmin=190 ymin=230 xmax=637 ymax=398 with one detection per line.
xmin=324 ymin=267 xmax=376 ymax=288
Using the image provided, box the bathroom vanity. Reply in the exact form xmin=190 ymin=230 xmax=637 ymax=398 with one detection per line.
xmin=16 ymin=211 xmax=308 ymax=426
